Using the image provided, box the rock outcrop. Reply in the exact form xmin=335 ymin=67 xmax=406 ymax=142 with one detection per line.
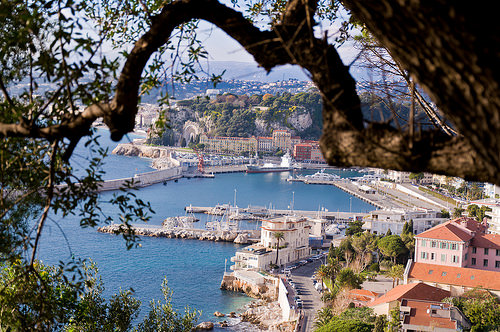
xmin=240 ymin=300 xmax=295 ymax=331
xmin=234 ymin=233 xmax=249 ymax=244
xmin=213 ymin=311 xmax=225 ymax=317
xmin=220 ymin=274 xmax=278 ymax=301
xmin=112 ymin=143 xmax=170 ymax=159
xmin=194 ymin=321 xmax=214 ymax=330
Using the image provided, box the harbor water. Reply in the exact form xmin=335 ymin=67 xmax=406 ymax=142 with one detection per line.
xmin=37 ymin=130 xmax=374 ymax=328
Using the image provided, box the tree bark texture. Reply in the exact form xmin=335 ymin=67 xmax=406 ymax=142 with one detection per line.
xmin=1 ymin=0 xmax=499 ymax=186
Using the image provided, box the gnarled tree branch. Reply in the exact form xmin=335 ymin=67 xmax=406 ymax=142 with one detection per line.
xmin=0 ymin=0 xmax=498 ymax=186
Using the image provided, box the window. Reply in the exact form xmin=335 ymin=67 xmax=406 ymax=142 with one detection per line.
xmin=472 ymin=247 xmax=477 ymax=254
xmin=431 ymin=241 xmax=437 ymax=248
xmin=471 ymin=258 xmax=476 ymax=265
xmin=485 ymin=248 xmax=489 ymax=255
xmin=441 ymin=254 xmax=447 ymax=262
xmin=421 ymin=240 xmax=426 ymax=247
xmin=496 ymin=261 xmax=500 ymax=268
xmin=441 ymin=272 xmax=447 ymax=276
xmin=452 ymin=255 xmax=459 ymax=263
xmin=496 ymin=249 xmax=500 ymax=256
xmin=457 ymin=273 xmax=461 ymax=278
xmin=431 ymin=253 xmax=435 ymax=260
xmin=428 ymin=270 xmax=433 ymax=274
xmin=483 ymin=259 xmax=488 ymax=267
xmin=451 ymin=243 xmax=457 ymax=250
xmin=465 ymin=253 xmax=468 ymax=261
xmin=421 ymin=252 xmax=427 ymax=259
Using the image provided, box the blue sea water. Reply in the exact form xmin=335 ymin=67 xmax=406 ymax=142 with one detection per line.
xmin=37 ymin=130 xmax=374 ymax=328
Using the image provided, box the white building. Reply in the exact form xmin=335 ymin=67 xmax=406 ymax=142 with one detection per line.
xmin=362 ymin=209 xmax=448 ymax=235
xmin=469 ymin=198 xmax=500 ymax=234
xmin=483 ymin=183 xmax=500 ymax=198
xmin=230 ymin=216 xmax=312 ymax=271
xmin=387 ymin=170 xmax=433 ymax=184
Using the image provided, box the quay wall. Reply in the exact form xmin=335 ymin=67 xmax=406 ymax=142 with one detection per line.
xmin=395 ymin=184 xmax=448 ymax=209
xmin=97 ymin=167 xmax=183 ymax=192
xmin=330 ymin=181 xmax=385 ymax=209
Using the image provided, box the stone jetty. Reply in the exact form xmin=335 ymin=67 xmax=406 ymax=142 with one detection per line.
xmin=97 ymin=224 xmax=258 ymax=244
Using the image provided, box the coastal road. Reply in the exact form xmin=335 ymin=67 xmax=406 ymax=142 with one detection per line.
xmin=287 ymin=258 xmax=325 ymax=332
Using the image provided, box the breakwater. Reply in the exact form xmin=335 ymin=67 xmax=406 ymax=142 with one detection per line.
xmin=98 ymin=224 xmax=260 ymax=244
xmin=97 ymin=167 xmax=183 ymax=192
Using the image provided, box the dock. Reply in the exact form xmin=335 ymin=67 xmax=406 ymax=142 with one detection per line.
xmin=185 ymin=205 xmax=367 ymax=221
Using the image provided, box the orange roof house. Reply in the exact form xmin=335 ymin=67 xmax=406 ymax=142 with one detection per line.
xmin=405 ymin=261 xmax=500 ymax=298
xmin=400 ymin=299 xmax=471 ymax=332
xmin=347 ymin=289 xmax=380 ymax=307
xmin=367 ymin=283 xmax=450 ymax=316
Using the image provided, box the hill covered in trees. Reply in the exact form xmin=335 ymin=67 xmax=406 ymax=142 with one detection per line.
xmin=148 ymin=91 xmax=431 ymax=147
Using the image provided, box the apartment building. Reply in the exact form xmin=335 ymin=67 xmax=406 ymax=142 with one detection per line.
xmin=362 ymin=210 xmax=447 ymax=235
xmin=199 ymin=134 xmax=257 ymax=154
xmin=230 ymin=216 xmax=311 ymax=271
xmin=272 ymin=130 xmax=292 ymax=152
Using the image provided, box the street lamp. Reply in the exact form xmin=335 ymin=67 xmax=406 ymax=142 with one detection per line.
xmin=234 ymin=189 xmax=237 ymax=207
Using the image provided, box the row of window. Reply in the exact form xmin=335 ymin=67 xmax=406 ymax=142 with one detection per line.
xmin=471 ymin=247 xmax=500 ymax=256
xmin=471 ymin=258 xmax=500 ymax=268
xmin=420 ymin=251 xmax=460 ymax=263
xmin=421 ymin=240 xmax=459 ymax=250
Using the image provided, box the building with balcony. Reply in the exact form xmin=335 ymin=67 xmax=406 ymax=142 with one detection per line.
xmin=199 ymin=134 xmax=257 ymax=155
xmin=362 ymin=210 xmax=447 ymax=235
xmin=230 ymin=216 xmax=312 ymax=271
xmin=272 ymin=130 xmax=292 ymax=152
xmin=293 ymin=143 xmax=312 ymax=160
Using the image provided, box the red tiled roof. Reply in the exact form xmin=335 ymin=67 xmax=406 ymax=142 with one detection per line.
xmin=471 ymin=234 xmax=500 ymax=249
xmin=408 ymin=262 xmax=500 ymax=290
xmin=450 ymin=217 xmax=487 ymax=234
xmin=349 ymin=289 xmax=379 ymax=303
xmin=401 ymin=299 xmax=456 ymax=329
xmin=415 ymin=221 xmax=473 ymax=242
xmin=368 ymin=283 xmax=450 ymax=307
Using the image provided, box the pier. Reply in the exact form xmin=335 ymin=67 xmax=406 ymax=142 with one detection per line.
xmin=184 ymin=205 xmax=367 ymax=221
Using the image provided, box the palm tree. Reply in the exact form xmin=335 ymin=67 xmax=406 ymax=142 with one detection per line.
xmin=385 ymin=264 xmax=405 ymax=288
xmin=315 ymin=264 xmax=329 ymax=292
xmin=272 ymin=231 xmax=284 ymax=266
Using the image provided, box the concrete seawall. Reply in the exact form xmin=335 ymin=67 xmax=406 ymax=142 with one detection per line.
xmin=97 ymin=167 xmax=183 ymax=192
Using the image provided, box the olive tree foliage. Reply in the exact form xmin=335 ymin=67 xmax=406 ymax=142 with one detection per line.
xmin=0 ymin=1 xmax=156 ymax=328
xmin=0 ymin=0 xmax=498 ymax=184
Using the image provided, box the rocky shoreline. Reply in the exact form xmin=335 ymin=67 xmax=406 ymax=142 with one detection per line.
xmin=196 ymin=300 xmax=295 ymax=332
xmin=97 ymin=224 xmax=254 ymax=244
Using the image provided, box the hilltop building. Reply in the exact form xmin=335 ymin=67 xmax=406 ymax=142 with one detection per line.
xmin=230 ymin=216 xmax=311 ymax=271
xmin=414 ymin=217 xmax=500 ymax=271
